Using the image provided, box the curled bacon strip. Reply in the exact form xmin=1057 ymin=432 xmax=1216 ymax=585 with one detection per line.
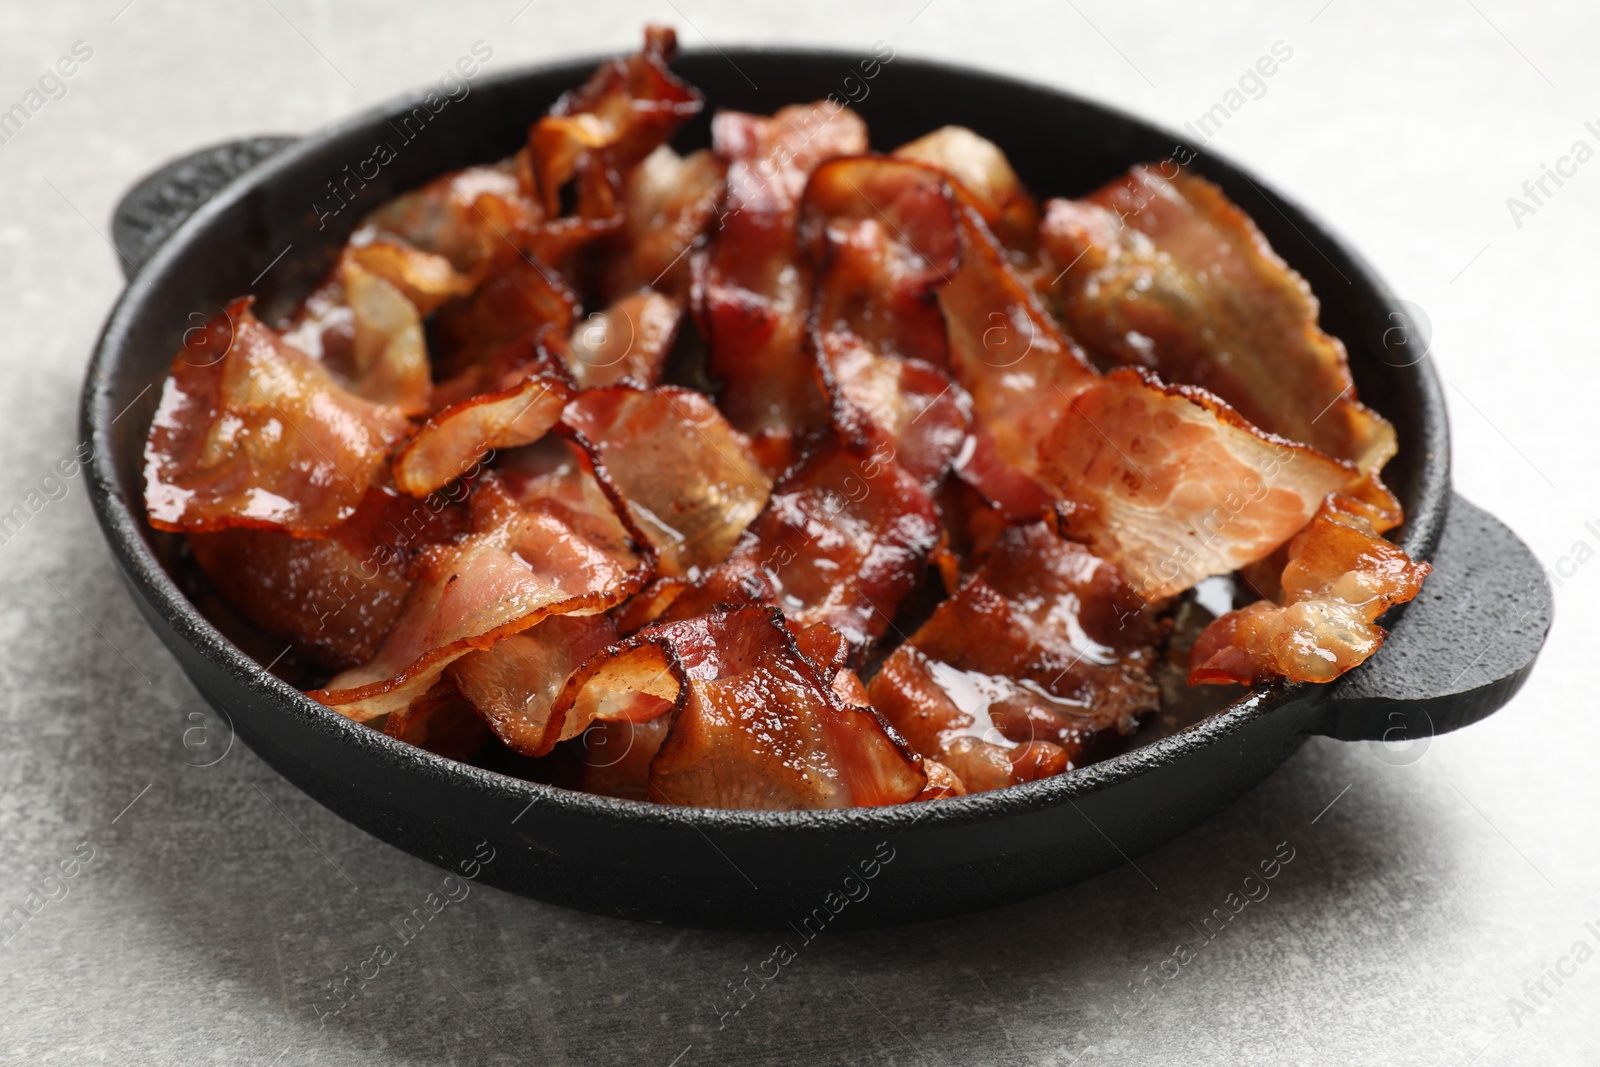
xmin=447 ymin=614 xmax=619 ymax=756
xmin=563 ymin=289 xmax=683 ymax=389
xmin=309 ymin=439 xmax=653 ymax=720
xmin=359 ymin=161 xmax=612 ymax=277
xmin=661 ymin=438 xmax=940 ymax=662
xmin=562 ymin=385 xmax=772 ymax=577
xmin=1189 ymin=495 xmax=1430 ymax=685
xmin=694 ymin=102 xmax=869 ymax=470
xmin=1041 ymin=369 xmax=1356 ymax=602
xmin=937 ymin=198 xmax=1100 ymax=519
xmin=525 ymin=25 xmax=702 ymax=221
xmin=800 ymin=156 xmax=972 ymax=489
xmin=869 ymin=523 xmax=1159 ymax=793
xmin=383 ymin=679 xmax=492 ymax=760
xmin=892 ymin=125 xmax=1039 ymax=252
xmin=800 ymin=156 xmax=959 ymax=367
xmin=188 ymin=483 xmax=469 ymax=671
xmin=338 ymin=257 xmax=431 ymax=414
xmin=813 ymin=331 xmax=971 ymax=491
xmin=393 ymin=370 xmax=572 ymax=498
xmin=431 ymin=253 xmax=578 ymax=380
xmin=551 ymin=605 xmax=926 ymax=808
xmin=145 ymin=299 xmax=408 ymax=535
xmin=1039 ymin=166 xmax=1396 ymax=474
xmin=282 ymin=240 xmax=473 ymax=384
xmin=345 ymin=238 xmax=476 ymax=316
xmin=602 ymin=145 xmax=726 ymax=300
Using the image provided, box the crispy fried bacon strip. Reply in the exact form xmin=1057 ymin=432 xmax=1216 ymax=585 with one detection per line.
xmin=800 ymin=156 xmax=959 ymax=367
xmin=384 ymin=679 xmax=493 ymax=760
xmin=892 ymin=125 xmax=1039 ymax=252
xmin=188 ymin=483 xmax=469 ymax=671
xmin=393 ymin=370 xmax=572 ymax=498
xmin=309 ymin=440 xmax=653 ymax=720
xmin=937 ymin=198 xmax=1100 ymax=519
xmin=431 ymin=253 xmax=579 ymax=379
xmin=868 ymin=523 xmax=1159 ymax=793
xmin=282 ymin=240 xmax=472 ymax=389
xmin=938 ymin=197 xmax=1361 ymax=597
xmin=694 ymin=102 xmax=869 ymax=470
xmin=549 ymin=606 xmax=926 ymax=808
xmin=661 ymin=438 xmax=940 ymax=662
xmin=145 ymin=299 xmax=409 ymax=535
xmin=357 ymin=163 xmax=528 ymax=275
xmin=562 ymin=289 xmax=683 ymax=388
xmin=446 ymin=614 xmax=620 ymax=756
xmin=524 ymin=26 xmax=701 ymax=221
xmin=1189 ymin=495 xmax=1430 ymax=685
xmin=562 ymin=385 xmax=772 ymax=577
xmin=602 ymin=145 xmax=726 ymax=300
xmin=360 ymin=161 xmax=611 ymax=276
xmin=337 ymin=256 xmax=432 ymax=414
xmin=813 ymin=331 xmax=972 ymax=491
xmin=1039 ymin=166 xmax=1397 ymax=474
xmin=1041 ymin=369 xmax=1356 ymax=602
xmin=800 ymin=157 xmax=972 ymax=489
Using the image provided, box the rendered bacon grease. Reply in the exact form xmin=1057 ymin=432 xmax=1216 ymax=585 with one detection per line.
xmin=143 ymin=27 xmax=1428 ymax=810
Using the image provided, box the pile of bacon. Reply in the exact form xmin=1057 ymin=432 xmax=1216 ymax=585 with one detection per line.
xmin=143 ymin=28 xmax=1429 ymax=810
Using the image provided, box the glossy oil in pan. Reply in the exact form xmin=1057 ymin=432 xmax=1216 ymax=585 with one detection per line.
xmin=82 ymin=48 xmax=1551 ymax=929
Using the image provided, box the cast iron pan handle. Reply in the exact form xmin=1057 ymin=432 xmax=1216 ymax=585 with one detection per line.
xmin=1316 ymin=492 xmax=1551 ymax=742
xmin=111 ymin=135 xmax=298 ymax=281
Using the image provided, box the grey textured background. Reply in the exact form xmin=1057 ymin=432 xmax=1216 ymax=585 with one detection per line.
xmin=1 ymin=1 xmax=1595 ymax=1063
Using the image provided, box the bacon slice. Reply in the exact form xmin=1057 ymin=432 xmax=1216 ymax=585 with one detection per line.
xmin=308 ymin=441 xmax=652 ymax=721
xmin=187 ymin=483 xmax=469 ymax=670
xmin=892 ymin=125 xmax=1039 ymax=252
xmin=359 ymin=163 xmax=531 ymax=275
xmin=337 ymin=257 xmax=431 ymax=414
xmin=661 ymin=439 xmax=940 ymax=661
xmin=550 ymin=606 xmax=926 ymax=808
xmin=1040 ymin=368 xmax=1355 ymax=601
xmin=393 ymin=370 xmax=572 ymax=498
xmin=144 ymin=299 xmax=408 ymax=535
xmin=277 ymin=244 xmax=448 ymax=417
xmin=563 ymin=289 xmax=683 ymax=388
xmin=562 ymin=385 xmax=772 ymax=577
xmin=431 ymin=253 xmax=579 ymax=379
xmin=800 ymin=156 xmax=959 ymax=367
xmin=524 ymin=26 xmax=701 ymax=222
xmin=799 ymin=157 xmax=972 ymax=489
xmin=694 ymin=102 xmax=869 ymax=470
xmin=345 ymin=238 xmax=476 ymax=316
xmin=868 ymin=523 xmax=1159 ymax=792
xmin=937 ymin=200 xmax=1100 ymax=519
xmin=1189 ymin=495 xmax=1430 ymax=684
xmin=601 ymin=145 xmax=725 ymax=300
xmin=814 ymin=331 xmax=972 ymax=491
xmin=446 ymin=614 xmax=619 ymax=755
xmin=1039 ymin=166 xmax=1396 ymax=474
xmin=383 ymin=679 xmax=492 ymax=760
xmin=573 ymin=716 xmax=673 ymax=800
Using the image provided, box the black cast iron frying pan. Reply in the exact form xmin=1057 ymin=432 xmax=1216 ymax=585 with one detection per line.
xmin=82 ymin=48 xmax=1552 ymax=929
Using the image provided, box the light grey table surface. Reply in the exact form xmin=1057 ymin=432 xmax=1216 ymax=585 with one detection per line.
xmin=1 ymin=1 xmax=1595 ymax=1063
